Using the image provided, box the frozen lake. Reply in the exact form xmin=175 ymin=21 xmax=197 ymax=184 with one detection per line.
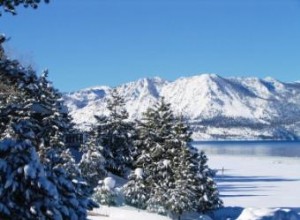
xmin=194 ymin=141 xmax=300 ymax=208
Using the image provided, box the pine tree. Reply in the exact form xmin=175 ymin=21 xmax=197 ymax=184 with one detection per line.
xmin=0 ymin=45 xmax=96 ymax=219
xmin=131 ymin=99 xmax=222 ymax=218
xmin=93 ymin=88 xmax=135 ymax=176
xmin=159 ymin=118 xmax=198 ymax=219
xmin=174 ymin=117 xmax=223 ymax=214
xmin=79 ymin=133 xmax=106 ymax=190
xmin=135 ymin=98 xmax=182 ymax=215
xmin=36 ymin=71 xmax=99 ymax=215
xmin=168 ymin=151 xmax=195 ymax=217
xmin=135 ymin=97 xmax=174 ymax=169
xmin=0 ymin=120 xmax=61 ymax=220
xmin=93 ymin=177 xmax=117 ymax=206
xmin=122 ymin=168 xmax=150 ymax=210
xmin=195 ymin=150 xmax=223 ymax=212
xmin=0 ymin=35 xmax=5 ymax=59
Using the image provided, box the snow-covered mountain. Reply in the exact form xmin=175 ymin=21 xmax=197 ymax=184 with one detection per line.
xmin=64 ymin=74 xmax=300 ymax=140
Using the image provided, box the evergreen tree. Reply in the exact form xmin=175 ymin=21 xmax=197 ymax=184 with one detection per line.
xmin=79 ymin=134 xmax=106 ymax=190
xmin=0 ymin=44 xmax=95 ymax=219
xmin=195 ymin=150 xmax=223 ymax=212
xmin=167 ymin=150 xmax=195 ymax=218
xmin=0 ymin=121 xmax=61 ymax=220
xmin=131 ymin=99 xmax=222 ymax=219
xmin=174 ymin=117 xmax=223 ymax=214
xmin=122 ymin=168 xmax=150 ymax=210
xmin=135 ymin=98 xmax=186 ymax=216
xmin=93 ymin=177 xmax=117 ymax=206
xmin=0 ymin=34 xmax=5 ymax=59
xmin=135 ymin=97 xmax=174 ymax=169
xmin=93 ymin=88 xmax=135 ymax=176
xmin=161 ymin=118 xmax=198 ymax=219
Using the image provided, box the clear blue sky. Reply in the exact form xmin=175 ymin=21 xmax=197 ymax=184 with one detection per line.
xmin=1 ymin=0 xmax=300 ymax=92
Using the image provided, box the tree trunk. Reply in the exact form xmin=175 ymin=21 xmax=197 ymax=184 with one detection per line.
xmin=178 ymin=214 xmax=181 ymax=220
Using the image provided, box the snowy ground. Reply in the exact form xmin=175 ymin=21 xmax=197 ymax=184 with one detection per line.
xmin=89 ymin=154 xmax=300 ymax=219
xmin=88 ymin=206 xmax=170 ymax=220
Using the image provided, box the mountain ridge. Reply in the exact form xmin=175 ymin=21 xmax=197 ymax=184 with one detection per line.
xmin=64 ymin=74 xmax=300 ymax=140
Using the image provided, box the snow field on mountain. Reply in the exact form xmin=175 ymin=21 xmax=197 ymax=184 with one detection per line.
xmin=64 ymin=74 xmax=300 ymax=140
xmin=89 ymin=154 xmax=300 ymax=220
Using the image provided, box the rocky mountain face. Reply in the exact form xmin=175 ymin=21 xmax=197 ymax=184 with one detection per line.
xmin=64 ymin=74 xmax=300 ymax=140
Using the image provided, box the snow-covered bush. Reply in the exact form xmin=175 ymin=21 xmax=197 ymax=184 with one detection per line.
xmin=123 ymin=168 xmax=149 ymax=210
xmin=93 ymin=177 xmax=117 ymax=206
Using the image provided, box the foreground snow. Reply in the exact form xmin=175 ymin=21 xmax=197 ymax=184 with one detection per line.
xmin=88 ymin=206 xmax=170 ymax=220
xmin=237 ymin=208 xmax=300 ymax=220
xmin=89 ymin=154 xmax=300 ymax=219
xmin=89 ymin=206 xmax=300 ymax=220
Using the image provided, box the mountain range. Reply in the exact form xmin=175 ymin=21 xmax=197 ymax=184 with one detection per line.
xmin=64 ymin=74 xmax=300 ymax=140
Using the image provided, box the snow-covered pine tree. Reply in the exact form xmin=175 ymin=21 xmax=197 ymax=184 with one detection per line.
xmin=146 ymin=157 xmax=175 ymax=215
xmin=122 ymin=168 xmax=150 ymax=210
xmin=174 ymin=117 xmax=223 ymax=214
xmin=0 ymin=35 xmax=5 ymax=59
xmin=195 ymin=150 xmax=223 ymax=212
xmin=0 ymin=42 xmax=95 ymax=219
xmin=79 ymin=133 xmax=106 ymax=189
xmin=132 ymin=99 xmax=222 ymax=218
xmin=165 ymin=145 xmax=196 ymax=220
xmin=135 ymin=97 xmax=174 ymax=169
xmin=93 ymin=177 xmax=117 ymax=206
xmin=32 ymin=70 xmax=97 ymax=218
xmin=0 ymin=120 xmax=62 ymax=220
xmin=134 ymin=98 xmax=181 ymax=215
xmin=163 ymin=118 xmax=199 ymax=219
xmin=93 ymin=88 xmax=135 ymax=176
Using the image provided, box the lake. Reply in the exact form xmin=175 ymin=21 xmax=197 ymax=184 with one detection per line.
xmin=193 ymin=141 xmax=300 ymax=158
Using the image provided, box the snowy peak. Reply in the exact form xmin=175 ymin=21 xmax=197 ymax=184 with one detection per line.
xmin=118 ymin=77 xmax=167 ymax=100
xmin=64 ymin=74 xmax=300 ymax=140
xmin=64 ymin=86 xmax=110 ymax=110
xmin=117 ymin=77 xmax=168 ymax=119
xmin=161 ymin=74 xmax=263 ymax=120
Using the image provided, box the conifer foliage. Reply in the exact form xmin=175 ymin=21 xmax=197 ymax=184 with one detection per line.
xmin=0 ymin=0 xmax=49 ymax=16
xmin=93 ymin=177 xmax=117 ymax=206
xmin=0 ymin=41 xmax=94 ymax=219
xmin=123 ymin=98 xmax=222 ymax=219
xmin=92 ymin=88 xmax=135 ymax=176
xmin=0 ymin=125 xmax=60 ymax=219
xmin=122 ymin=168 xmax=149 ymax=210
xmin=195 ymin=150 xmax=223 ymax=212
xmin=79 ymin=137 xmax=106 ymax=189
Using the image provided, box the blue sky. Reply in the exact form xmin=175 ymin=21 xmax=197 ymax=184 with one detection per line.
xmin=1 ymin=0 xmax=300 ymax=92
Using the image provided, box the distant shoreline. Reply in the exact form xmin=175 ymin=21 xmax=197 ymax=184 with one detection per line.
xmin=193 ymin=140 xmax=300 ymax=144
